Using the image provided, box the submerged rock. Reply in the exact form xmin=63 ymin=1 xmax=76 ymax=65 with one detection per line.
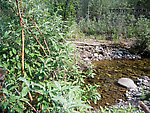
xmin=118 ymin=78 xmax=137 ymax=89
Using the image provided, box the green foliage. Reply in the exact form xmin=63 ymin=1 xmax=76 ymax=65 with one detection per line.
xmin=133 ymin=16 xmax=150 ymax=53
xmin=78 ymin=11 xmax=137 ymax=38
xmin=0 ymin=0 xmax=101 ymax=112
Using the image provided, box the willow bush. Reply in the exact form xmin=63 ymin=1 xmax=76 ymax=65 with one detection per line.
xmin=0 ymin=0 xmax=100 ymax=112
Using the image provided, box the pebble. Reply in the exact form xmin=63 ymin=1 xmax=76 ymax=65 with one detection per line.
xmin=143 ymin=80 xmax=148 ymax=83
xmin=136 ymin=78 xmax=143 ymax=82
xmin=117 ymin=99 xmax=123 ymax=103
xmin=134 ymin=93 xmax=143 ymax=97
xmin=105 ymin=103 xmax=109 ymax=105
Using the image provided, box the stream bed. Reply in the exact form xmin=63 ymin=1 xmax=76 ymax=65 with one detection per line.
xmin=86 ymin=58 xmax=150 ymax=107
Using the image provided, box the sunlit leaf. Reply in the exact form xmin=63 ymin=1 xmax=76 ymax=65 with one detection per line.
xmin=21 ymin=86 xmax=29 ymax=97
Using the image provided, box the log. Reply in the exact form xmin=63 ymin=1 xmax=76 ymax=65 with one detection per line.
xmin=138 ymin=101 xmax=150 ymax=113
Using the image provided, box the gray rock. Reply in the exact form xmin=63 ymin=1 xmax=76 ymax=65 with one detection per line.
xmin=118 ymin=78 xmax=137 ymax=89
xmin=143 ymin=79 xmax=148 ymax=83
xmin=137 ymin=82 xmax=142 ymax=86
xmin=141 ymin=76 xmax=149 ymax=80
xmin=117 ymin=99 xmax=123 ymax=103
xmin=84 ymin=57 xmax=89 ymax=61
xmin=136 ymin=78 xmax=143 ymax=83
xmin=105 ymin=103 xmax=109 ymax=105
xmin=134 ymin=93 xmax=142 ymax=97
xmin=143 ymin=81 xmax=150 ymax=87
xmin=94 ymin=53 xmax=98 ymax=57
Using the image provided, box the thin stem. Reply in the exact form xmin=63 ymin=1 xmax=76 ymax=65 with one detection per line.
xmin=29 ymin=17 xmax=50 ymax=56
xmin=0 ymin=83 xmax=6 ymax=102
xmin=21 ymin=0 xmax=23 ymax=18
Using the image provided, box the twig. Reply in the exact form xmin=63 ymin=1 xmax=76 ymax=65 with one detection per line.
xmin=20 ymin=0 xmax=25 ymax=76
xmin=0 ymin=83 xmax=6 ymax=102
xmin=28 ymin=92 xmax=33 ymax=102
xmin=138 ymin=101 xmax=150 ymax=113
xmin=29 ymin=17 xmax=50 ymax=56
xmin=21 ymin=0 xmax=23 ymax=18
xmin=15 ymin=88 xmax=38 ymax=113
xmin=54 ymin=70 xmax=58 ymax=80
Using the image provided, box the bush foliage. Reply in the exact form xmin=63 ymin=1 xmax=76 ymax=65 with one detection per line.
xmin=0 ymin=0 xmax=100 ymax=112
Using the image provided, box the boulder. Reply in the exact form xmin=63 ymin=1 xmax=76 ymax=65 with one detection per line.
xmin=118 ymin=78 xmax=137 ymax=89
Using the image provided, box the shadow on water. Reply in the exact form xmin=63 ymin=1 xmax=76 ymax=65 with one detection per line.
xmin=85 ymin=58 xmax=150 ymax=108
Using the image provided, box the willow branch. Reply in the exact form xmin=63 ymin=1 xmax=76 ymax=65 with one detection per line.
xmin=21 ymin=0 xmax=23 ymax=18
xmin=10 ymin=7 xmax=47 ymax=56
xmin=11 ymin=6 xmax=18 ymax=16
xmin=26 ymin=26 xmax=48 ymax=56
xmin=29 ymin=17 xmax=50 ymax=56
xmin=16 ymin=0 xmax=21 ymax=19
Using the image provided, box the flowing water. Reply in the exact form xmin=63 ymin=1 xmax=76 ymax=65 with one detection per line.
xmin=86 ymin=58 xmax=150 ymax=107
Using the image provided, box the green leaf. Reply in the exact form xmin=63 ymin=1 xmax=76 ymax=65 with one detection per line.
xmin=4 ymin=31 xmax=11 ymax=38
xmin=15 ymin=108 xmax=23 ymax=113
xmin=20 ymin=98 xmax=29 ymax=102
xmin=37 ymin=95 xmax=43 ymax=101
xmin=3 ymin=54 xmax=6 ymax=58
xmin=68 ymin=104 xmax=92 ymax=109
xmin=19 ymin=77 xmax=30 ymax=86
xmin=10 ymin=51 xmax=13 ymax=57
xmin=17 ymin=62 xmax=22 ymax=69
xmin=54 ymin=81 xmax=61 ymax=91
xmin=3 ymin=88 xmax=8 ymax=95
xmin=80 ymin=78 xmax=85 ymax=83
xmin=21 ymin=86 xmax=29 ymax=97
xmin=16 ymin=26 xmax=24 ymax=33
xmin=12 ymin=48 xmax=17 ymax=54
xmin=25 ymin=48 xmax=29 ymax=54
xmin=9 ymin=86 xmax=19 ymax=91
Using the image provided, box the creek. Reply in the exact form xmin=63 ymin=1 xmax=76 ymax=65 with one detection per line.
xmin=85 ymin=58 xmax=150 ymax=107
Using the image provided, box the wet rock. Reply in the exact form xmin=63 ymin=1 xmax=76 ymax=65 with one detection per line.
xmin=118 ymin=78 xmax=137 ymax=89
xmin=136 ymin=78 xmax=143 ymax=83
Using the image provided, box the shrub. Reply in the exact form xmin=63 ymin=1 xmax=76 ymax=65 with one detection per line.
xmin=0 ymin=1 xmax=100 ymax=112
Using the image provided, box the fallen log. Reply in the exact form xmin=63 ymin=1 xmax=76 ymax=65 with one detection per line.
xmin=138 ymin=101 xmax=150 ymax=113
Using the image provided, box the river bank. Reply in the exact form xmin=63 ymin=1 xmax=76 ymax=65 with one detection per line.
xmin=68 ymin=39 xmax=150 ymax=112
